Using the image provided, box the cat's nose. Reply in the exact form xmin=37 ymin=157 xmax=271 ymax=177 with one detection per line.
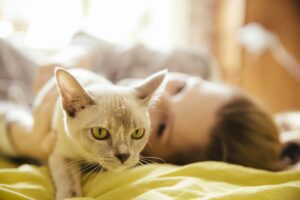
xmin=115 ymin=153 xmax=130 ymax=163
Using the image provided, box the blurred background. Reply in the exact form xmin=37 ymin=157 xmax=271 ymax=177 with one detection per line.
xmin=0 ymin=0 xmax=300 ymax=113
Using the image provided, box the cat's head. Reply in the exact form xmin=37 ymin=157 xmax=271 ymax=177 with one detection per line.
xmin=55 ymin=68 xmax=167 ymax=171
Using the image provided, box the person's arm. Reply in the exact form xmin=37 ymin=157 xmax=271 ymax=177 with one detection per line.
xmin=275 ymin=112 xmax=300 ymax=170
xmin=0 ymin=67 xmax=58 ymax=160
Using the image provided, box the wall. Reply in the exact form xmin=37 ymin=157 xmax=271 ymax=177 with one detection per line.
xmin=241 ymin=0 xmax=300 ymax=113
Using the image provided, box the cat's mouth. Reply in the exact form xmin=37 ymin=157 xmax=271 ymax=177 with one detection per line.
xmin=102 ymin=163 xmax=133 ymax=172
xmin=79 ymin=162 xmax=127 ymax=173
xmin=97 ymin=158 xmax=138 ymax=172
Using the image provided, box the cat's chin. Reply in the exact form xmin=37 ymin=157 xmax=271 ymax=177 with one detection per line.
xmin=100 ymin=159 xmax=138 ymax=172
xmin=104 ymin=165 xmax=129 ymax=172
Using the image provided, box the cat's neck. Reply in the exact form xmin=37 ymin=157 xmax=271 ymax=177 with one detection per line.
xmin=52 ymin=105 xmax=82 ymax=159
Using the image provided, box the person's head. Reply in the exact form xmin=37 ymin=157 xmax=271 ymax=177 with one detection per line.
xmin=143 ymin=73 xmax=283 ymax=171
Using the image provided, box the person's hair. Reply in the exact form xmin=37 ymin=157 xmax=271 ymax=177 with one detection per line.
xmin=207 ymin=93 xmax=283 ymax=171
xmin=164 ymin=92 xmax=284 ymax=171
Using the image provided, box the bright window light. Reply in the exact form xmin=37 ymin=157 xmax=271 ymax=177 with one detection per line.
xmin=85 ymin=0 xmax=172 ymax=50
xmin=25 ymin=0 xmax=83 ymax=49
xmin=11 ymin=0 xmax=173 ymax=50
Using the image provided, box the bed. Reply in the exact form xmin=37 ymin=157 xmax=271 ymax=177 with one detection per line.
xmin=1 ymin=157 xmax=299 ymax=200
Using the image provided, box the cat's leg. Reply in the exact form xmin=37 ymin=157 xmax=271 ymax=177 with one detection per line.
xmin=49 ymin=153 xmax=82 ymax=200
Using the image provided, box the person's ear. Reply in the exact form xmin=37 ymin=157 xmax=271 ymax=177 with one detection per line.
xmin=132 ymin=69 xmax=168 ymax=106
xmin=55 ymin=67 xmax=94 ymax=117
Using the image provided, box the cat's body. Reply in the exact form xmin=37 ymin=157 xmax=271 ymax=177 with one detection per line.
xmin=35 ymin=68 xmax=166 ymax=199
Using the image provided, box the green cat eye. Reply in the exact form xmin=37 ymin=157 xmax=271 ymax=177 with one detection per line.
xmin=131 ymin=128 xmax=145 ymax=139
xmin=91 ymin=127 xmax=110 ymax=140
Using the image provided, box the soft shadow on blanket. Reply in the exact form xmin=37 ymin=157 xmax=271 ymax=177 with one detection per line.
xmin=0 ymin=157 xmax=300 ymax=200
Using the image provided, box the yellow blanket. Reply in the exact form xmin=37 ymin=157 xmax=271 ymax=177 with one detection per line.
xmin=0 ymin=159 xmax=299 ymax=200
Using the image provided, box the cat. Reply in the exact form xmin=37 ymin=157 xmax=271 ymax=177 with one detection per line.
xmin=46 ymin=67 xmax=167 ymax=199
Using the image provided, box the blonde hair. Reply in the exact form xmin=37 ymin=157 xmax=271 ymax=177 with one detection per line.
xmin=208 ymin=94 xmax=283 ymax=171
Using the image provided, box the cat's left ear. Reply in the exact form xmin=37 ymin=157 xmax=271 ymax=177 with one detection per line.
xmin=55 ymin=67 xmax=94 ymax=117
xmin=133 ymin=69 xmax=168 ymax=105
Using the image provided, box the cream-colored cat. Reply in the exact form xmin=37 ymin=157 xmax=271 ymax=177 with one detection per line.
xmin=44 ymin=68 xmax=166 ymax=199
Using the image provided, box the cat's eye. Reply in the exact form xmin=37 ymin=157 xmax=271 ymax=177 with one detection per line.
xmin=131 ymin=128 xmax=145 ymax=139
xmin=90 ymin=127 xmax=110 ymax=140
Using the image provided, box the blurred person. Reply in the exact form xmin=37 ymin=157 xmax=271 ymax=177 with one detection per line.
xmin=0 ymin=39 xmax=36 ymax=104
xmin=0 ymin=33 xmax=298 ymax=171
xmin=121 ymin=73 xmax=286 ymax=171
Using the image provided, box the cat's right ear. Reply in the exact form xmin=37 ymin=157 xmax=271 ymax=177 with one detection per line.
xmin=55 ymin=67 xmax=94 ymax=117
xmin=133 ymin=69 xmax=168 ymax=106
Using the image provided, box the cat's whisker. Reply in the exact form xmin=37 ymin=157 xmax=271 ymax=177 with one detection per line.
xmin=67 ymin=161 xmax=89 ymax=169
xmin=99 ymin=166 xmax=105 ymax=173
xmin=81 ymin=164 xmax=99 ymax=184
xmin=81 ymin=163 xmax=98 ymax=173
xmin=148 ymin=110 xmax=166 ymax=114
xmin=57 ymin=159 xmax=89 ymax=173
xmin=136 ymin=161 xmax=144 ymax=166
xmin=139 ymin=158 xmax=152 ymax=165
xmin=141 ymin=156 xmax=166 ymax=163
xmin=139 ymin=160 xmax=148 ymax=165
xmin=54 ymin=160 xmax=96 ymax=181
xmin=146 ymin=141 xmax=154 ymax=149
xmin=141 ymin=158 xmax=161 ymax=164
xmin=139 ymin=156 xmax=165 ymax=164
xmin=88 ymin=165 xmax=103 ymax=184
xmin=139 ymin=161 xmax=145 ymax=166
xmin=142 ymin=160 xmax=158 ymax=165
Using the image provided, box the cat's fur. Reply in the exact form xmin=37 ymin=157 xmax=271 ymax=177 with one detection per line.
xmin=43 ymin=68 xmax=166 ymax=199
